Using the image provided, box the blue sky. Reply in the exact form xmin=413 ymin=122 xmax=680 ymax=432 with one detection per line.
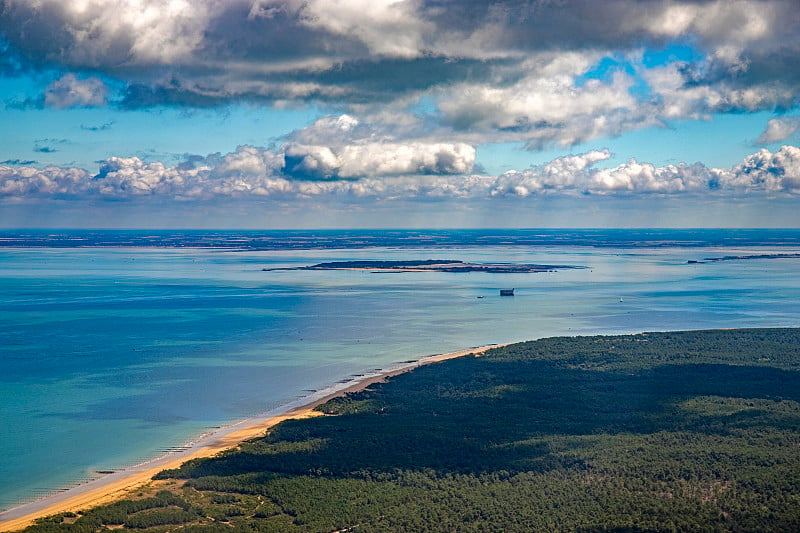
xmin=1 ymin=0 xmax=799 ymax=228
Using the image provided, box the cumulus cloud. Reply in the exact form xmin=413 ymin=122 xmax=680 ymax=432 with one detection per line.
xmin=3 ymin=145 xmax=799 ymax=201
xmin=0 ymin=164 xmax=89 ymax=196
xmin=492 ymin=150 xmax=612 ymax=195
xmin=492 ymin=146 xmax=800 ymax=197
xmin=285 ymin=114 xmax=365 ymax=145
xmin=92 ymin=157 xmax=205 ymax=197
xmin=491 ymin=152 xmax=717 ymax=196
xmin=727 ymin=145 xmax=800 ymax=193
xmin=283 ymin=142 xmax=475 ymax=179
xmin=44 ymin=73 xmax=108 ymax=108
xmin=588 ymin=161 xmax=714 ymax=194
xmin=757 ymin=117 xmax=800 ymax=144
xmin=216 ymin=145 xmax=284 ymax=177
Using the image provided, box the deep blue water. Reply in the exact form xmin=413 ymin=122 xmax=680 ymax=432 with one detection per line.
xmin=1 ymin=229 xmax=800 ymax=510
xmin=3 ymin=228 xmax=800 ymax=249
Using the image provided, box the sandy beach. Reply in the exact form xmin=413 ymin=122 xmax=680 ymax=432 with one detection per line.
xmin=0 ymin=343 xmax=504 ymax=532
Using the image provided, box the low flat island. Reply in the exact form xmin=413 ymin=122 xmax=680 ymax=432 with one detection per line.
xmin=687 ymin=252 xmax=800 ymax=264
xmin=4 ymin=329 xmax=800 ymax=532
xmin=264 ymin=259 xmax=584 ymax=273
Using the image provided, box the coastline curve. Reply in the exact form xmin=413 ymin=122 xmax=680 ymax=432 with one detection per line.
xmin=0 ymin=343 xmax=506 ymax=532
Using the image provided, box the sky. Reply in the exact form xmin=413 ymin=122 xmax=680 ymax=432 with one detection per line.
xmin=0 ymin=0 xmax=799 ymax=228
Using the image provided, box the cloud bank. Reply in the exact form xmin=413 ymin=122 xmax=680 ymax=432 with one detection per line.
xmin=3 ymin=145 xmax=799 ymax=202
xmin=2 ymin=0 xmax=799 ymax=147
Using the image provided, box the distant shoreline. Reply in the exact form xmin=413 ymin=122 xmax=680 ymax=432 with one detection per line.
xmin=3 ymin=228 xmax=800 ymax=250
xmin=687 ymin=252 xmax=800 ymax=264
xmin=0 ymin=343 xmax=506 ymax=532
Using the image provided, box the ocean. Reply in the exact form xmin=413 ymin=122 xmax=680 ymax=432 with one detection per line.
xmin=1 ymin=229 xmax=799 ymax=511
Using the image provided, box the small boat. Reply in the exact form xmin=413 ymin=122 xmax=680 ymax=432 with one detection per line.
xmin=500 ymin=288 xmax=515 ymax=296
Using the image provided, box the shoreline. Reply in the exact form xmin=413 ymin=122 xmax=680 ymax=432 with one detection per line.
xmin=0 ymin=343 xmax=506 ymax=532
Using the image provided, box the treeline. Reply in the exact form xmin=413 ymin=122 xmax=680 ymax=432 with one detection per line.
xmin=22 ymin=491 xmax=198 ymax=532
xmin=18 ymin=328 xmax=800 ymax=532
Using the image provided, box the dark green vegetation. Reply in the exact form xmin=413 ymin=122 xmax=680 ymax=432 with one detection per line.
xmin=22 ymin=329 xmax=800 ymax=532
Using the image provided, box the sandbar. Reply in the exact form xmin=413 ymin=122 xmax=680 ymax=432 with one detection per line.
xmin=0 ymin=343 xmax=505 ymax=532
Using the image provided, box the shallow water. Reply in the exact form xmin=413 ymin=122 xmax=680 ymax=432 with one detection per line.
xmin=1 ymin=231 xmax=800 ymax=510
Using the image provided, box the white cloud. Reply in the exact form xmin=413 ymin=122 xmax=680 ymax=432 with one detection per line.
xmin=436 ymin=52 xmax=660 ymax=148
xmin=440 ymin=52 xmax=623 ymax=130
xmin=646 ymin=1 xmax=772 ymax=43
xmin=44 ymin=73 xmax=108 ymax=108
xmin=478 ymin=147 xmax=800 ymax=198
xmin=492 ymin=150 xmax=612 ymax=196
xmin=726 ymin=145 xmax=800 ymax=193
xmin=21 ymin=0 xmax=214 ymax=66
xmin=339 ymin=142 xmax=475 ymax=177
xmin=293 ymin=0 xmax=431 ymax=58
xmin=283 ymin=142 xmax=476 ymax=179
xmin=283 ymin=144 xmax=341 ymax=180
xmin=286 ymin=114 xmax=365 ymax=145
xmin=0 ymin=164 xmax=89 ymax=195
xmin=589 ymin=160 xmax=712 ymax=194
xmin=216 ymin=145 xmax=284 ymax=177
xmin=757 ymin=117 xmax=800 ymax=144
xmin=93 ymin=157 xmax=206 ymax=197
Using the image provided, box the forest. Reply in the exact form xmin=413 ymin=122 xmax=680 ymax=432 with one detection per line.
xmin=19 ymin=328 xmax=800 ymax=532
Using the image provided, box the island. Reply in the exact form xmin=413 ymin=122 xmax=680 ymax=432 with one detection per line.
xmin=687 ymin=252 xmax=800 ymax=264
xmin=264 ymin=259 xmax=583 ymax=273
xmin=9 ymin=328 xmax=800 ymax=532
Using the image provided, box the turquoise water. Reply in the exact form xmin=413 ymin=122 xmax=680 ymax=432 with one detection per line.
xmin=2 ymin=233 xmax=800 ymax=510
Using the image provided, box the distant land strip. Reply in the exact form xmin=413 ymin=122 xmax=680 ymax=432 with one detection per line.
xmin=264 ymin=259 xmax=584 ymax=273
xmin=687 ymin=252 xmax=800 ymax=264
